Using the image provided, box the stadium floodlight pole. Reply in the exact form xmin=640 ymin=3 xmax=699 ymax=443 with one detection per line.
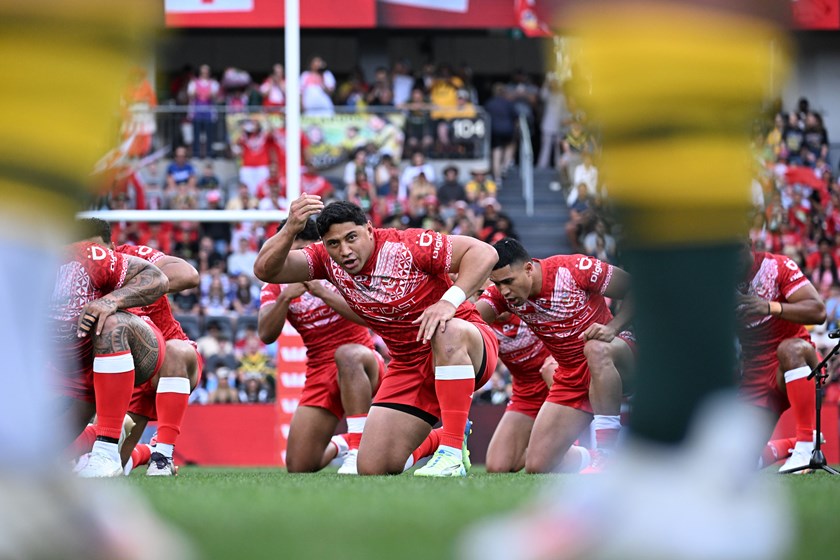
xmin=284 ymin=0 xmax=301 ymax=202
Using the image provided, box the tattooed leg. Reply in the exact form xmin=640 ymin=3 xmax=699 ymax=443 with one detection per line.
xmin=94 ymin=311 xmax=161 ymax=386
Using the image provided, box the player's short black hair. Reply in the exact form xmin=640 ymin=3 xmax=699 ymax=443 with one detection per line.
xmin=77 ymin=218 xmax=112 ymax=244
xmin=279 ymin=218 xmax=320 ymax=242
xmin=492 ymin=238 xmax=531 ymax=270
xmin=316 ymin=201 xmax=367 ymax=237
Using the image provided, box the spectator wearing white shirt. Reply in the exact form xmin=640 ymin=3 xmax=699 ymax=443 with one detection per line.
xmin=391 ymin=60 xmax=414 ymax=107
xmin=227 ymin=237 xmax=259 ymax=279
xmin=399 ymin=151 xmax=436 ymax=200
xmin=300 ymin=56 xmax=336 ymax=116
xmin=343 ymin=148 xmax=374 ymax=187
xmin=568 ymin=152 xmax=599 ymax=206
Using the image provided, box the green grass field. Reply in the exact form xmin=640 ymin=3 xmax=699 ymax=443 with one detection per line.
xmin=128 ymin=468 xmax=840 ymax=560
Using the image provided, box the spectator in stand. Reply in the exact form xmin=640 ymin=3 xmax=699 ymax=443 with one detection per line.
xmin=484 ymin=83 xmax=519 ymax=184
xmin=221 ymin=67 xmax=253 ymax=116
xmin=811 ymin=252 xmax=840 ymax=299
xmin=231 ymin=273 xmax=260 ymax=316
xmin=239 ymin=372 xmax=271 ymax=404
xmin=583 ymin=218 xmax=617 ymax=262
xmin=335 ymin=66 xmax=369 ymax=108
xmin=407 ymin=172 xmax=437 ymax=216
xmin=202 ymin=276 xmax=234 ymax=318
xmin=825 ymin=284 xmax=840 ymax=331
xmin=374 ymin=154 xmax=395 ymax=189
xmin=300 ymin=55 xmax=336 ymax=116
xmin=481 ymin=213 xmax=518 ymax=245
xmin=803 ymin=112 xmax=829 ymax=166
xmin=343 ymin=147 xmax=374 ymax=187
xmin=172 ymin=284 xmax=201 ymax=316
xmin=270 ymin=123 xmax=311 ymax=179
xmin=226 ymin=182 xmax=259 ymax=211
xmin=188 ymin=64 xmax=221 ymax=158
xmin=804 ymin=237 xmax=836 ymax=271
xmin=227 ymin=237 xmax=259 ymax=279
xmin=797 ymin=97 xmax=811 ymax=124
xmin=197 ymin=320 xmax=228 ymax=356
xmin=766 ymin=113 xmax=785 ymax=161
xmin=255 ymin=163 xmax=281 ymax=200
xmin=537 ymin=73 xmax=569 ymax=171
xmin=299 ymin=164 xmax=335 ymax=199
xmin=506 ymin=69 xmax=540 ymax=138
xmin=165 ymin=178 xmax=199 ymax=211
xmin=236 ymin=120 xmax=273 ymax=198
xmin=465 ymin=167 xmax=498 ymax=205
xmin=399 ymin=151 xmax=436 ymax=199
xmin=197 ymin=161 xmax=221 ymax=192
xmin=400 ymin=87 xmax=434 ymax=157
xmin=437 ymin=165 xmax=468 ymax=215
xmin=782 ymin=112 xmax=805 ymax=164
xmin=260 ymin=64 xmax=286 ymax=110
xmin=346 ymin=169 xmax=378 ymax=222
xmin=166 ymin=146 xmax=197 ymax=194
xmin=391 ymin=60 xmax=414 ymax=107
xmin=257 ymin=181 xmax=288 ymax=212
xmin=377 ymin=173 xmax=406 ymax=221
xmin=208 ymin=367 xmax=240 ymax=404
xmin=366 ymin=67 xmax=394 ymax=107
xmin=429 ymin=64 xmax=462 ymax=113
xmin=559 ymin=118 xmax=597 ymax=186
xmin=438 ymin=89 xmax=477 ymax=157
xmin=196 ymin=236 xmax=226 ymax=275
xmin=565 ymin=184 xmax=596 ymax=251
xmin=571 ymin=152 xmax=599 ymax=201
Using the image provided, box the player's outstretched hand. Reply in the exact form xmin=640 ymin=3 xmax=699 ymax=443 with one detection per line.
xmin=285 ymin=194 xmax=324 ymax=233
xmin=578 ymin=322 xmax=616 ymax=342
xmin=413 ymin=300 xmax=457 ymax=344
xmin=77 ymin=297 xmax=119 ymax=338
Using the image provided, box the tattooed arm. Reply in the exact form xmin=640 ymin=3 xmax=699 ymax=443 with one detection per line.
xmin=77 ymin=256 xmax=169 ymax=337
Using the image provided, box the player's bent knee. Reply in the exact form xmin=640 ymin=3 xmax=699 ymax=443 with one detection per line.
xmin=777 ymin=338 xmax=814 ymax=365
xmin=356 ymin=454 xmax=402 ymax=476
xmin=583 ymin=339 xmax=611 ymax=367
xmin=159 ymin=340 xmax=195 ymax=379
xmin=334 ymin=344 xmax=369 ymax=371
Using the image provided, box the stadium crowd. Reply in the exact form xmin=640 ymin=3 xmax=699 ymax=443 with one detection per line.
xmin=109 ymin=56 xmax=839 ymax=405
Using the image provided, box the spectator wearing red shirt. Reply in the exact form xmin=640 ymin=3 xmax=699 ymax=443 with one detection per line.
xmin=260 ymin=64 xmax=286 ymax=110
xmin=236 ymin=120 xmax=273 ymax=198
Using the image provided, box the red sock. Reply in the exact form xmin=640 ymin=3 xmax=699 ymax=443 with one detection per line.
xmin=345 ymin=415 xmax=366 ymax=450
xmin=760 ymin=437 xmax=797 ymax=468
xmin=130 ymin=443 xmax=153 ymax=470
xmin=68 ymin=425 xmax=97 ymax=456
xmin=155 ymin=377 xmax=191 ymax=446
xmin=434 ymin=366 xmax=474 ymax=449
xmin=93 ymin=351 xmax=135 ymax=440
xmin=784 ymin=367 xmax=815 ymax=442
xmin=412 ymin=428 xmax=443 ymax=463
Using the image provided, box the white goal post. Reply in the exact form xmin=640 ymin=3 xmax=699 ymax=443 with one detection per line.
xmin=77 ymin=210 xmax=289 ymax=223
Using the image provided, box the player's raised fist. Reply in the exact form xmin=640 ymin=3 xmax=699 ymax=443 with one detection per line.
xmin=285 ymin=194 xmax=324 ymax=233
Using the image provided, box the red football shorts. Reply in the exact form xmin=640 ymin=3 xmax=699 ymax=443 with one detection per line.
xmin=507 ymin=376 xmax=549 ymax=419
xmin=129 ymin=337 xmax=202 ymax=421
xmin=546 ymin=331 xmax=635 ymax=413
xmin=373 ymin=320 xmax=499 ymax=420
xmin=299 ymin=349 xmax=386 ymax=419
